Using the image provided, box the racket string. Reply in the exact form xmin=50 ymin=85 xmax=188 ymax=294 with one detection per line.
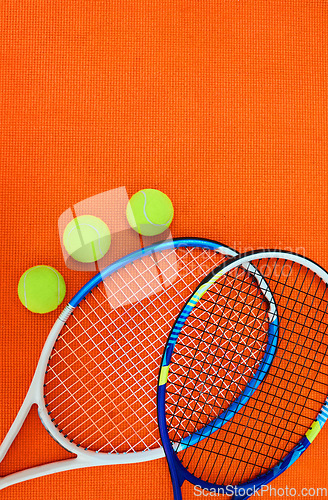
xmin=166 ymin=268 xmax=270 ymax=446
xmin=47 ymin=299 xmax=156 ymax=448
xmin=208 ymin=263 xmax=328 ymax=484
xmin=44 ymin=246 xmax=230 ymax=453
xmin=179 ymin=269 xmax=273 ymax=478
xmin=236 ymin=262 xmax=328 ymax=482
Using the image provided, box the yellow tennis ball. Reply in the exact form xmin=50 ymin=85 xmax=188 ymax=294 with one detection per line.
xmin=18 ymin=265 xmax=66 ymax=314
xmin=126 ymin=189 xmax=174 ymax=237
xmin=63 ymin=215 xmax=111 ymax=263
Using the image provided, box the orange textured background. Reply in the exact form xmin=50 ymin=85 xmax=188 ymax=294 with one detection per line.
xmin=1 ymin=1 xmax=328 ymax=499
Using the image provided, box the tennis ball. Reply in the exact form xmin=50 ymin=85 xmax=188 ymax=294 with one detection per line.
xmin=63 ymin=215 xmax=111 ymax=263
xmin=126 ymin=189 xmax=174 ymax=237
xmin=18 ymin=265 xmax=66 ymax=314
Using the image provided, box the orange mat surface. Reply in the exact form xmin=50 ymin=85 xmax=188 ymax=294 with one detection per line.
xmin=1 ymin=1 xmax=327 ymax=499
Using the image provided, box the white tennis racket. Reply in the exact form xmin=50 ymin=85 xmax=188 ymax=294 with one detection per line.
xmin=0 ymin=238 xmax=237 ymax=490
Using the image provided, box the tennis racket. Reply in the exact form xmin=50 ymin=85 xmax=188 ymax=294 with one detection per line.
xmin=158 ymin=250 xmax=328 ymax=500
xmin=0 ymin=238 xmax=238 ymax=490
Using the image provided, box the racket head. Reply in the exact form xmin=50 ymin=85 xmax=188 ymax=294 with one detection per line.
xmin=26 ymin=238 xmax=237 ymax=465
xmin=157 ymin=250 xmax=328 ymax=499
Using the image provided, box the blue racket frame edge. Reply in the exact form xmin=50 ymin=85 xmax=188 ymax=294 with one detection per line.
xmin=157 ymin=252 xmax=280 ymax=500
xmin=67 ymin=237 xmax=238 ymax=308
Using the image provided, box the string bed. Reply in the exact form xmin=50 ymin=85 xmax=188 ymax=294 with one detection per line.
xmin=43 ymin=245 xmax=229 ymax=454
xmin=165 ymin=257 xmax=328 ymax=487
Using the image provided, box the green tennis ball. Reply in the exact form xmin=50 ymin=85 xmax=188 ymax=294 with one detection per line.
xmin=126 ymin=189 xmax=174 ymax=237
xmin=18 ymin=265 xmax=66 ymax=314
xmin=63 ymin=215 xmax=111 ymax=263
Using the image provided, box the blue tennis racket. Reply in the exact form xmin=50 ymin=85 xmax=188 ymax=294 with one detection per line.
xmin=158 ymin=250 xmax=328 ymax=500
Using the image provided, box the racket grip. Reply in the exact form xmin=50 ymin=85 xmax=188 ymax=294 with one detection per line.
xmin=172 ymin=483 xmax=183 ymax=500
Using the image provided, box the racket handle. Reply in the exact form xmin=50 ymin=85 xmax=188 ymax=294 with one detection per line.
xmin=0 ymin=457 xmax=93 ymax=490
xmin=172 ymin=481 xmax=183 ymax=500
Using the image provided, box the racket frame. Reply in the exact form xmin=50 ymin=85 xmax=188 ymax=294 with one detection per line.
xmin=0 ymin=237 xmax=237 ymax=490
xmin=157 ymin=250 xmax=328 ymax=500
